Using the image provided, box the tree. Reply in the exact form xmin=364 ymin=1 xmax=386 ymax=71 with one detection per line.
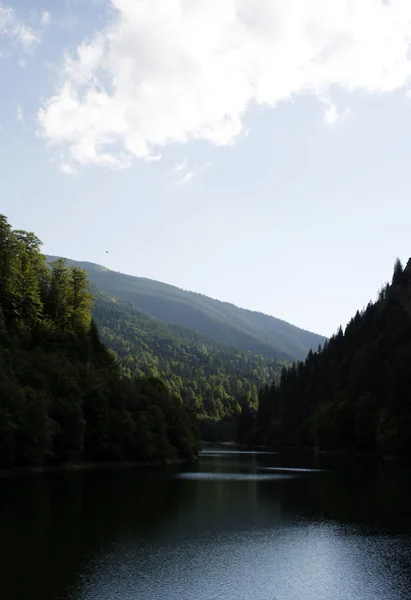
xmin=14 ymin=230 xmax=46 ymax=329
xmin=68 ymin=267 xmax=93 ymax=333
xmin=392 ymin=258 xmax=404 ymax=285
xmin=44 ymin=259 xmax=72 ymax=330
xmin=0 ymin=215 xmax=21 ymax=330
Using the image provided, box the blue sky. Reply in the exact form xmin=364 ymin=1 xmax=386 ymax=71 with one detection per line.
xmin=2 ymin=0 xmax=411 ymax=337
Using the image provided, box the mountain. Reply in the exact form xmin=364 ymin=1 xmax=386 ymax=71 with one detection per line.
xmin=251 ymin=258 xmax=411 ymax=457
xmin=44 ymin=255 xmax=326 ymax=441
xmin=90 ymin=289 xmax=287 ymax=439
xmin=46 ymin=256 xmax=326 ymax=361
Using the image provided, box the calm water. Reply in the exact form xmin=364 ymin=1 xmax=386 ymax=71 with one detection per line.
xmin=1 ymin=447 xmax=411 ymax=600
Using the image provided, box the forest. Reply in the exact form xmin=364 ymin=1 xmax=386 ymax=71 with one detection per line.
xmin=246 ymin=258 xmax=411 ymax=457
xmin=0 ymin=215 xmax=200 ymax=467
xmin=92 ymin=292 xmax=287 ymax=441
xmin=3 ymin=212 xmax=410 ymax=464
xmin=42 ymin=255 xmax=325 ymax=442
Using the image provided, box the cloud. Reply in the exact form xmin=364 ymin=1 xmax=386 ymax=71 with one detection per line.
xmin=40 ymin=11 xmax=51 ymax=27
xmin=0 ymin=4 xmax=38 ymax=51
xmin=176 ymin=161 xmax=212 ymax=185
xmin=16 ymin=104 xmax=24 ymax=124
xmin=60 ymin=162 xmax=76 ymax=175
xmin=177 ymin=170 xmax=196 ymax=185
xmin=145 ymin=153 xmax=162 ymax=162
xmin=173 ymin=158 xmax=188 ymax=172
xmin=320 ymin=97 xmax=350 ymax=126
xmin=38 ymin=0 xmax=411 ymax=170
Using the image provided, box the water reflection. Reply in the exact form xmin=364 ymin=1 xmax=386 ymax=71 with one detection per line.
xmin=178 ymin=472 xmax=296 ymax=480
xmin=1 ymin=448 xmax=410 ymax=600
xmin=260 ymin=466 xmax=326 ymax=472
xmin=199 ymin=449 xmax=280 ymax=456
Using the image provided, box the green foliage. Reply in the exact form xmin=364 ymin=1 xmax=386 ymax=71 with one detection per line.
xmin=0 ymin=218 xmax=48 ymax=332
xmin=254 ymin=257 xmax=411 ymax=457
xmin=91 ymin=291 xmax=287 ymax=440
xmin=0 ymin=215 xmax=200 ymax=467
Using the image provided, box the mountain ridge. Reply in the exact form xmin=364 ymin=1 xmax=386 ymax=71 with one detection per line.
xmin=46 ymin=255 xmax=326 ymax=362
xmin=47 ymin=255 xmax=321 ymax=332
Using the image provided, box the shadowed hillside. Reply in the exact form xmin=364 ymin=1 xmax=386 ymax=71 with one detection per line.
xmin=46 ymin=256 xmax=325 ymax=361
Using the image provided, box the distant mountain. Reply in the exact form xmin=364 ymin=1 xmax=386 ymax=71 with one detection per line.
xmin=46 ymin=256 xmax=326 ymax=361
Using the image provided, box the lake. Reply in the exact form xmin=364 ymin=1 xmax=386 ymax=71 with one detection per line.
xmin=1 ymin=446 xmax=411 ymax=600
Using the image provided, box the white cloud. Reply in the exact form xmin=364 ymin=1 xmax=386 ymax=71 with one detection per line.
xmin=145 ymin=153 xmax=162 ymax=162
xmin=177 ymin=170 xmax=196 ymax=185
xmin=16 ymin=104 xmax=24 ymax=124
xmin=60 ymin=162 xmax=76 ymax=175
xmin=176 ymin=161 xmax=212 ymax=185
xmin=173 ymin=158 xmax=188 ymax=172
xmin=320 ymin=97 xmax=350 ymax=126
xmin=38 ymin=0 xmax=411 ymax=170
xmin=40 ymin=11 xmax=51 ymax=27
xmin=0 ymin=4 xmax=38 ymax=51
xmin=18 ymin=57 xmax=26 ymax=68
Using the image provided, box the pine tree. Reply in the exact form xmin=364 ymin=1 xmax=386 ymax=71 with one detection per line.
xmin=392 ymin=257 xmax=404 ymax=285
xmin=44 ymin=259 xmax=72 ymax=330
xmin=14 ymin=230 xmax=46 ymax=329
xmin=0 ymin=215 xmax=21 ymax=330
xmin=68 ymin=267 xmax=93 ymax=333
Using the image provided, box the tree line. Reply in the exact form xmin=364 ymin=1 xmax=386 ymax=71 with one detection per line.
xmin=243 ymin=258 xmax=411 ymax=457
xmin=0 ymin=215 xmax=200 ymax=467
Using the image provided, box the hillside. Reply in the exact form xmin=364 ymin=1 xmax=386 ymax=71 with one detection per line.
xmin=46 ymin=256 xmax=325 ymax=361
xmin=250 ymin=258 xmax=411 ymax=457
xmin=0 ymin=216 xmax=200 ymax=467
xmin=91 ymin=290 xmax=286 ymax=438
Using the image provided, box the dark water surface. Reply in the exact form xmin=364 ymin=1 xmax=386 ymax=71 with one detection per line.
xmin=1 ymin=447 xmax=411 ymax=599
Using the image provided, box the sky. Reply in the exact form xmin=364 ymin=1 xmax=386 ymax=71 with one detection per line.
xmin=1 ymin=0 xmax=411 ymax=337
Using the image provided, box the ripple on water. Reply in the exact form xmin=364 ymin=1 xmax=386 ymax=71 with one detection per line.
xmin=177 ymin=472 xmax=297 ymax=481
xmin=74 ymin=524 xmax=411 ymax=600
xmin=260 ymin=467 xmax=326 ymax=473
xmin=199 ymin=450 xmax=280 ymax=455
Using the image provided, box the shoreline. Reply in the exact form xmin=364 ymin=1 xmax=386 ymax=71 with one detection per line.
xmin=2 ymin=445 xmax=409 ymax=478
xmin=0 ymin=457 xmax=197 ymax=479
xmin=204 ymin=441 xmax=411 ymax=462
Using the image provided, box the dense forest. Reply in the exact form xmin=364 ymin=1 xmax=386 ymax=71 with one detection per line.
xmin=0 ymin=215 xmax=200 ymax=467
xmin=40 ymin=256 xmax=327 ymax=442
xmin=247 ymin=258 xmax=411 ymax=457
xmin=8 ymin=216 xmax=410 ymax=462
xmin=47 ymin=255 xmax=325 ymax=361
xmin=92 ymin=292 xmax=287 ymax=440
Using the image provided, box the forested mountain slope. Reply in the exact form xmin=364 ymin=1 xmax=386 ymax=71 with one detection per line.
xmin=250 ymin=258 xmax=411 ymax=457
xmin=92 ymin=291 xmax=286 ymax=430
xmin=0 ymin=216 xmax=200 ymax=467
xmin=46 ymin=256 xmax=325 ymax=361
